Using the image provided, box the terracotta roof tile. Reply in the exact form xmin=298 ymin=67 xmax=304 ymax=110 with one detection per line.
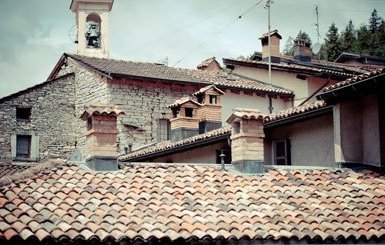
xmin=197 ymin=57 xmax=217 ymax=69
xmin=322 ymin=67 xmax=385 ymax=92
xmin=264 ymin=100 xmax=328 ymax=123
xmin=0 ymin=164 xmax=32 ymax=179
xmin=119 ymin=126 xmax=231 ymax=161
xmin=67 ymin=54 xmax=293 ymax=96
xmin=1 ymin=163 xmax=385 ymax=242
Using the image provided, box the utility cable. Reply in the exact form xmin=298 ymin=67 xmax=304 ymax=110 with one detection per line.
xmin=172 ymin=0 xmax=264 ymax=67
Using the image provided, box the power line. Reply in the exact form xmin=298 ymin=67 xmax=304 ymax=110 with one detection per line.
xmin=172 ymin=0 xmax=264 ymax=67
xmin=127 ymin=0 xmax=253 ymax=54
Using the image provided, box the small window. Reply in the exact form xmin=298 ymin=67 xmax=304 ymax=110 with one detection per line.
xmin=197 ymin=95 xmax=204 ymax=104
xmin=16 ymin=135 xmax=31 ymax=158
xmin=87 ymin=117 xmax=93 ymax=131
xmin=273 ymin=139 xmax=291 ymax=165
xmin=209 ymin=95 xmax=217 ymax=104
xmin=185 ymin=108 xmax=193 ymax=118
xmin=16 ymin=107 xmax=31 ymax=121
xmin=157 ymin=119 xmax=170 ymax=142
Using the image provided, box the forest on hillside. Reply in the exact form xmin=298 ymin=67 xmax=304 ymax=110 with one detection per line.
xmin=282 ymin=9 xmax=385 ymax=61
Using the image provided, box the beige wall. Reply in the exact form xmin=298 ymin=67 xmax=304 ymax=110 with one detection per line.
xmin=265 ymin=113 xmax=335 ymax=166
xmin=221 ymin=89 xmax=290 ymax=122
xmin=151 ymin=142 xmax=228 ymax=163
xmin=334 ymin=94 xmax=380 ymax=166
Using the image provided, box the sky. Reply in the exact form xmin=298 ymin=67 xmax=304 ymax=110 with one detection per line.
xmin=0 ymin=0 xmax=384 ymax=98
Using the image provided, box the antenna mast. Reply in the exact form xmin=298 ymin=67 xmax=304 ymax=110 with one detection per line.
xmin=315 ymin=5 xmax=321 ymax=61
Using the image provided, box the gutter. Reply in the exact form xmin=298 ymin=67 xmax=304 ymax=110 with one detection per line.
xmin=264 ymin=106 xmax=333 ymax=129
xmin=119 ymin=133 xmax=230 ymax=162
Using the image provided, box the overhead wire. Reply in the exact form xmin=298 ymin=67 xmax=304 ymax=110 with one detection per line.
xmin=172 ymin=0 xmax=264 ymax=67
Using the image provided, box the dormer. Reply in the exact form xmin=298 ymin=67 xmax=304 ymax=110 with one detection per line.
xmin=193 ymin=85 xmax=225 ymax=133
xmin=168 ymin=98 xmax=201 ymax=141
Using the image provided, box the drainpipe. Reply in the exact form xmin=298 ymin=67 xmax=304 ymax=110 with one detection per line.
xmin=268 ymin=96 xmax=273 ymax=113
xmin=220 ymin=149 xmax=226 ymax=171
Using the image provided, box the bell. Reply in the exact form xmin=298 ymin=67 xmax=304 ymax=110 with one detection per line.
xmin=88 ymin=24 xmax=99 ymax=38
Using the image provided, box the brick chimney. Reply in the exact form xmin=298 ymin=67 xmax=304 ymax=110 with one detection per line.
xmin=226 ymin=108 xmax=266 ymax=174
xmin=80 ymin=104 xmax=124 ymax=171
xmin=293 ymin=38 xmax=312 ymax=62
xmin=197 ymin=57 xmax=221 ymax=71
xmin=259 ymin=29 xmax=282 ymax=63
xmin=193 ymin=85 xmax=225 ymax=134
xmin=169 ymin=98 xmax=201 ymax=141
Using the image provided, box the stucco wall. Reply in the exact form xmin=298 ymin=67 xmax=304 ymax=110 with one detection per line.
xmin=0 ymin=74 xmax=78 ymax=163
xmin=232 ymin=66 xmax=308 ymax=106
xmin=265 ymin=113 xmax=335 ymax=166
xmin=221 ymin=90 xmax=289 ymax=121
xmin=334 ymin=95 xmax=380 ymax=166
xmin=151 ymin=142 xmax=228 ymax=163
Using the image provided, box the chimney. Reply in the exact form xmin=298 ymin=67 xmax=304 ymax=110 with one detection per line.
xmin=169 ymin=98 xmax=201 ymax=141
xmin=197 ymin=57 xmax=221 ymax=71
xmin=226 ymin=108 xmax=266 ymax=174
xmin=80 ymin=104 xmax=124 ymax=171
xmin=293 ymin=38 xmax=312 ymax=62
xmin=193 ymin=85 xmax=225 ymax=134
xmin=259 ymin=29 xmax=282 ymax=63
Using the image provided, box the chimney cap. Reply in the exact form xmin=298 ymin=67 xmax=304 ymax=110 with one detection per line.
xmin=294 ymin=38 xmax=311 ymax=47
xmin=226 ymin=108 xmax=265 ymax=124
xmin=80 ymin=104 xmax=124 ymax=121
xmin=193 ymin=85 xmax=225 ymax=97
xmin=259 ymin=29 xmax=282 ymax=40
xmin=168 ymin=97 xmax=202 ymax=109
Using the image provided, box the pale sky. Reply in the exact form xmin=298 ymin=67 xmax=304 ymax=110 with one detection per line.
xmin=0 ymin=0 xmax=384 ymax=98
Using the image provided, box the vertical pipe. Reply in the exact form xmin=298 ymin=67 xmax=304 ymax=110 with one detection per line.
xmin=267 ymin=0 xmax=272 ymax=85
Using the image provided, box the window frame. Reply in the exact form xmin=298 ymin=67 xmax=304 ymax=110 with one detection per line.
xmin=272 ymin=139 xmax=291 ymax=165
xmin=16 ymin=135 xmax=32 ymax=158
xmin=185 ymin=108 xmax=193 ymax=118
xmin=157 ymin=119 xmax=171 ymax=142
xmin=209 ymin=95 xmax=217 ymax=104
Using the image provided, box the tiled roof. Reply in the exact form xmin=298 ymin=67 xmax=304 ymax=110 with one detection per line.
xmin=66 ymin=54 xmax=293 ymax=96
xmin=196 ymin=57 xmax=217 ymax=69
xmin=80 ymin=104 xmax=125 ymax=120
xmin=264 ymin=100 xmax=328 ymax=123
xmin=223 ymin=58 xmax=354 ymax=78
xmin=0 ymin=164 xmax=32 ymax=179
xmin=119 ymin=127 xmax=231 ymax=161
xmin=322 ymin=67 xmax=385 ymax=93
xmin=168 ymin=97 xmax=201 ymax=109
xmin=184 ymin=69 xmax=293 ymax=96
xmin=226 ymin=108 xmax=265 ymax=124
xmin=67 ymin=54 xmax=205 ymax=84
xmin=1 ymin=163 xmax=385 ymax=243
xmin=193 ymin=85 xmax=225 ymax=96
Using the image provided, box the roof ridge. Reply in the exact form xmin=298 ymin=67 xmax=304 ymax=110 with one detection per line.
xmin=0 ymin=160 xmax=66 ymax=188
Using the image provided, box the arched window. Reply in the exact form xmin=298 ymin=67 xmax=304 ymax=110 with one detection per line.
xmin=85 ymin=13 xmax=101 ymax=48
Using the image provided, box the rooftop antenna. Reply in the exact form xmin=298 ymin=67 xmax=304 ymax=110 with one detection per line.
xmin=314 ymin=5 xmax=321 ymax=61
xmin=265 ymin=0 xmax=273 ymax=85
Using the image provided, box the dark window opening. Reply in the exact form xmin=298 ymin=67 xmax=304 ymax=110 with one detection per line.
xmin=185 ymin=108 xmax=193 ymax=118
xmin=216 ymin=148 xmax=232 ymax=164
xmin=16 ymin=107 xmax=31 ymax=121
xmin=273 ymin=139 xmax=291 ymax=165
xmin=87 ymin=117 xmax=93 ymax=131
xmin=197 ymin=95 xmax=204 ymax=104
xmin=16 ymin=135 xmax=31 ymax=158
xmin=296 ymin=74 xmax=307 ymax=80
xmin=209 ymin=95 xmax=217 ymax=104
xmin=157 ymin=119 xmax=170 ymax=142
xmin=172 ymin=109 xmax=178 ymax=118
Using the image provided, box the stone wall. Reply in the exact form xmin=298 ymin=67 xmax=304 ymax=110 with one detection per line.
xmin=0 ymin=74 xmax=77 ymax=163
xmin=105 ymin=79 xmax=200 ymax=152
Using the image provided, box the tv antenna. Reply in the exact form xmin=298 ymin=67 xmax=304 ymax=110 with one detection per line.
xmin=314 ymin=5 xmax=321 ymax=61
xmin=265 ymin=0 xmax=273 ymax=85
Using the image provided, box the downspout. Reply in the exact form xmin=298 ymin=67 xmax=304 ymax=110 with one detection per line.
xmin=268 ymin=96 xmax=273 ymax=113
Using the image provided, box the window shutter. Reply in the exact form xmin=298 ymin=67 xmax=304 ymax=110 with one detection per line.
xmin=11 ymin=135 xmax=17 ymax=159
xmin=31 ymin=135 xmax=40 ymax=161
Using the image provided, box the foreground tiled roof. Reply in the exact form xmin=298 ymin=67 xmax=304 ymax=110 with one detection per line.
xmin=1 ymin=163 xmax=385 ymax=243
xmin=264 ymin=100 xmax=328 ymax=123
xmin=322 ymin=67 xmax=385 ymax=92
xmin=66 ymin=54 xmax=293 ymax=96
xmin=119 ymin=127 xmax=231 ymax=161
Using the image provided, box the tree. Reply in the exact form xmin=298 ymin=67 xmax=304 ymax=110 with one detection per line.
xmin=355 ymin=25 xmax=371 ymax=55
xmin=369 ymin=9 xmax=382 ymax=33
xmin=296 ymin=31 xmax=312 ymax=46
xmin=340 ymin=20 xmax=356 ymax=53
xmin=324 ymin=23 xmax=341 ymax=61
xmin=282 ymin=36 xmax=294 ymax=56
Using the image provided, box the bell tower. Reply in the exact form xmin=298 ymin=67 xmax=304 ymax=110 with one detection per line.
xmin=70 ymin=0 xmax=114 ymax=58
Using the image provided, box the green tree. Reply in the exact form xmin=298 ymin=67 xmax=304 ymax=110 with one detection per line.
xmin=324 ymin=23 xmax=341 ymax=61
xmin=282 ymin=36 xmax=294 ymax=56
xmin=355 ymin=25 xmax=370 ymax=55
xmin=369 ymin=9 xmax=382 ymax=33
xmin=340 ymin=20 xmax=356 ymax=53
xmin=296 ymin=31 xmax=312 ymax=46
